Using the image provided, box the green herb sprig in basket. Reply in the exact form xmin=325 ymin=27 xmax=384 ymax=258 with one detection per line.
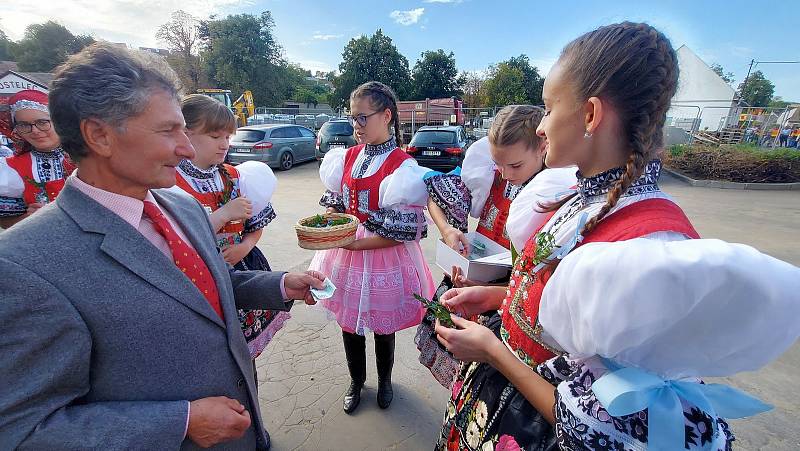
xmin=304 ymin=214 xmax=352 ymax=228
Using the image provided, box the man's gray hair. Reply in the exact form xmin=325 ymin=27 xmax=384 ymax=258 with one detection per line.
xmin=49 ymin=42 xmax=183 ymax=161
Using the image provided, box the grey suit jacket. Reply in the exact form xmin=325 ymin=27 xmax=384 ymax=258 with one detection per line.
xmin=0 ymin=180 xmax=291 ymax=450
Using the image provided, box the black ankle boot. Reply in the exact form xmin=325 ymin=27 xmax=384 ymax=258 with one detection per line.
xmin=342 ymin=331 xmax=366 ymax=414
xmin=375 ymin=332 xmax=395 ymax=409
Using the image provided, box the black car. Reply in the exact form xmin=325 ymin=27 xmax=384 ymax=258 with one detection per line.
xmin=406 ymin=125 xmax=470 ymax=171
xmin=315 ymin=119 xmax=357 ymax=161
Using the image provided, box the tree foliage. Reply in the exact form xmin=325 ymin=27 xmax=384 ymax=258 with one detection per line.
xmin=199 ymin=11 xmax=288 ymax=106
xmin=13 ymin=21 xmax=94 ymax=72
xmin=157 ymin=10 xmax=203 ymax=92
xmin=738 ymin=70 xmax=775 ymax=106
xmin=411 ymin=49 xmax=462 ymax=99
xmin=330 ymin=30 xmax=412 ymax=109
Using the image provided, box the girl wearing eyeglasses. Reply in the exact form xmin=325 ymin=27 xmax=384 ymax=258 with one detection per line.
xmin=0 ymin=90 xmax=73 ymax=229
xmin=309 ymin=81 xmax=435 ymax=414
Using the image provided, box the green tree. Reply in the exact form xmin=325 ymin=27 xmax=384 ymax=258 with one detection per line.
xmin=199 ymin=11 xmax=287 ymax=106
xmin=768 ymin=96 xmax=797 ymax=109
xmin=411 ymin=49 xmax=462 ymax=99
xmin=331 ymin=29 xmax=412 ymax=109
xmin=0 ymin=28 xmax=14 ymax=61
xmin=710 ymin=63 xmax=735 ymax=85
xmin=13 ymin=21 xmax=94 ymax=72
xmin=483 ymin=63 xmax=527 ymax=107
xmin=157 ymin=10 xmax=203 ymax=92
xmin=480 ymin=55 xmax=543 ymax=107
xmin=283 ymin=63 xmax=330 ymax=106
xmin=460 ymin=70 xmax=488 ymax=108
xmin=738 ymin=70 xmax=775 ymax=106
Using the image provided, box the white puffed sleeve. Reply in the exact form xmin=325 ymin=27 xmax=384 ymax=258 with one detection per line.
xmin=378 ymin=158 xmax=431 ymax=208
xmin=539 ymin=238 xmax=800 ymax=379
xmin=0 ymin=157 xmax=25 ymax=198
xmin=506 ymin=167 xmax=578 ymax=250
xmin=236 ymin=161 xmax=277 ymax=215
xmin=460 ymin=137 xmax=496 ymax=217
xmin=319 ymin=147 xmax=348 ymax=193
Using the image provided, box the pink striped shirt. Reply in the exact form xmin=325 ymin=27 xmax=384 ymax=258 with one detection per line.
xmin=70 ymin=174 xmax=194 ymax=258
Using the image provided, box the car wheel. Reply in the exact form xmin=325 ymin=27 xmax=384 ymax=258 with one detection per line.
xmin=280 ymin=152 xmax=294 ymax=171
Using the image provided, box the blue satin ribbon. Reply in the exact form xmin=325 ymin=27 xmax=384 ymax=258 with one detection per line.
xmin=553 ymin=188 xmax=577 ymax=200
xmin=592 ymin=363 xmax=772 ymax=451
xmin=422 ymin=167 xmax=461 ymax=181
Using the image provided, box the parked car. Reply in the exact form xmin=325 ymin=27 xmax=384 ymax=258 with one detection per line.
xmin=405 ymin=125 xmax=470 ymax=171
xmin=315 ymin=119 xmax=356 ymax=162
xmin=294 ymin=114 xmax=315 ymax=129
xmin=273 ymin=114 xmax=295 ymax=124
xmin=246 ymin=113 xmax=273 ymax=125
xmin=227 ymin=124 xmax=317 ymax=170
xmin=315 ymin=113 xmax=331 ymax=129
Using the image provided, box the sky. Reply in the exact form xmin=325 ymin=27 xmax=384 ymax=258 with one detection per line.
xmin=2 ymin=0 xmax=799 ymax=100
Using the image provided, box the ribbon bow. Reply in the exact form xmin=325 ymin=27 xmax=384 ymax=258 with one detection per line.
xmin=592 ymin=364 xmax=772 ymax=451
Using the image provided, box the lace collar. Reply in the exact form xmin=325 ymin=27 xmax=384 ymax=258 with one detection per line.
xmin=364 ymin=137 xmax=397 ymax=156
xmin=178 ymin=159 xmax=218 ymax=180
xmin=577 ymin=159 xmax=662 ymax=204
xmin=30 ymin=147 xmax=64 ymax=160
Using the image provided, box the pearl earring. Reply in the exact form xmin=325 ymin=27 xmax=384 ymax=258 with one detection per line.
xmin=584 ymin=131 xmax=593 ymax=139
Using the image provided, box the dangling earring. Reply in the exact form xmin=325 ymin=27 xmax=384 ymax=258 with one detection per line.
xmin=584 ymin=130 xmax=593 ymax=139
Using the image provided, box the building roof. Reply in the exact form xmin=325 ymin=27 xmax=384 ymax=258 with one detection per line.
xmin=0 ymin=61 xmax=19 ymax=73
xmin=17 ymin=72 xmax=55 ymax=87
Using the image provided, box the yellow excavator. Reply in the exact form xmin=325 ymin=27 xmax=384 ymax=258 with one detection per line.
xmin=196 ymin=88 xmax=255 ymax=127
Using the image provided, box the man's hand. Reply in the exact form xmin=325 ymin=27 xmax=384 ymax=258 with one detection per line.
xmin=187 ymin=396 xmax=252 ymax=448
xmin=284 ymin=270 xmax=326 ymax=305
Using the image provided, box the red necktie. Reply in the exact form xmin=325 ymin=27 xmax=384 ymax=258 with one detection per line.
xmin=142 ymin=201 xmax=224 ymax=320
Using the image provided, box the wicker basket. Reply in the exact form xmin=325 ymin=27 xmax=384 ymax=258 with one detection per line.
xmin=295 ymin=213 xmax=359 ymax=250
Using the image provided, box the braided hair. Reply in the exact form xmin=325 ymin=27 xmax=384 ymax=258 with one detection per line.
xmin=488 ymin=105 xmax=545 ymax=150
xmin=556 ymin=22 xmax=679 ymax=236
xmin=350 ymin=81 xmax=403 ymax=146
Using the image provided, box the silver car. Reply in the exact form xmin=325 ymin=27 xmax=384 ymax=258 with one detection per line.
xmin=227 ymin=124 xmax=317 ymax=171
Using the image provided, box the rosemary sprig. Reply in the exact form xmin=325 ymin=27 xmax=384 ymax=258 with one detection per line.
xmin=533 ymin=231 xmax=558 ymax=265
xmin=414 ymin=293 xmax=454 ymax=328
xmin=23 ymin=177 xmax=49 ymax=201
xmin=518 ymin=231 xmax=560 ymax=271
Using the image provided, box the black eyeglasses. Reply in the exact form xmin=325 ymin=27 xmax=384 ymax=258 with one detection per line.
xmin=347 ymin=111 xmax=381 ymax=127
xmin=13 ymin=119 xmax=52 ymax=134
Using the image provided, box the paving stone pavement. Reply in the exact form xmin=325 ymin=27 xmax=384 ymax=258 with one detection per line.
xmin=256 ymin=162 xmax=800 ymax=451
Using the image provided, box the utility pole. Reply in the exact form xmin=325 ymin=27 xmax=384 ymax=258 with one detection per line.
xmin=738 ymin=59 xmax=755 ymax=106
xmin=738 ymin=59 xmax=800 ymax=106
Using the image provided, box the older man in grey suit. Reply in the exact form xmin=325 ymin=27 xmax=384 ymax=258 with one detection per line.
xmin=0 ymin=43 xmax=325 ymax=449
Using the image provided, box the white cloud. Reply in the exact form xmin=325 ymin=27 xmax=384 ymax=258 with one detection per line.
xmin=0 ymin=0 xmax=249 ymax=48
xmin=390 ymin=8 xmax=425 ymax=26
xmin=312 ymin=33 xmax=342 ymax=41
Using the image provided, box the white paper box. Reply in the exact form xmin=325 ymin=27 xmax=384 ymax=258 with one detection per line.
xmin=436 ymin=232 xmax=512 ymax=282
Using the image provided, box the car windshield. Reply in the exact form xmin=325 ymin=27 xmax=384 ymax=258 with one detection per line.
xmin=232 ymin=129 xmax=266 ymax=143
xmin=322 ymin=122 xmax=354 ymax=136
xmin=411 ymin=130 xmax=456 ymax=146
